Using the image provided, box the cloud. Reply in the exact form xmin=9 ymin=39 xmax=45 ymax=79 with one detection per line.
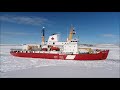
xmin=1 ymin=32 xmax=38 ymax=36
xmin=101 ymin=34 xmax=117 ymax=38
xmin=0 ymin=15 xmax=48 ymax=26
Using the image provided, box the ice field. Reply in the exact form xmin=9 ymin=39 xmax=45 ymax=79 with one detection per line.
xmin=0 ymin=44 xmax=119 ymax=78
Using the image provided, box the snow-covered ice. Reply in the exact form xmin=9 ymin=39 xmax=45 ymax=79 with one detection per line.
xmin=0 ymin=44 xmax=119 ymax=78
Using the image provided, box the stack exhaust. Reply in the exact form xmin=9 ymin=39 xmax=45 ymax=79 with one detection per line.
xmin=41 ymin=27 xmax=45 ymax=45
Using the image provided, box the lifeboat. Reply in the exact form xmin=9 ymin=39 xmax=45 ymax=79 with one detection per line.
xmin=50 ymin=46 xmax=60 ymax=51
xmin=42 ymin=48 xmax=48 ymax=51
xmin=42 ymin=45 xmax=48 ymax=51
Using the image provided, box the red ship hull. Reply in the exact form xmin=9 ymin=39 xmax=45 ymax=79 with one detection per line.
xmin=10 ymin=50 xmax=109 ymax=60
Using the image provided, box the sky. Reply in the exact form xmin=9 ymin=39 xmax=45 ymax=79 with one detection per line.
xmin=0 ymin=12 xmax=119 ymax=44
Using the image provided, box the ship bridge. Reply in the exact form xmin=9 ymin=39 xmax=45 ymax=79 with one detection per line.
xmin=70 ymin=38 xmax=79 ymax=42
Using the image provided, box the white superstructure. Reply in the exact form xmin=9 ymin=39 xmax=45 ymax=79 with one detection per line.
xmin=63 ymin=42 xmax=79 ymax=54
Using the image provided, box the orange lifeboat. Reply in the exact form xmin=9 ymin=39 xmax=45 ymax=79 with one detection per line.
xmin=42 ymin=48 xmax=48 ymax=51
xmin=50 ymin=46 xmax=60 ymax=51
xmin=42 ymin=45 xmax=48 ymax=51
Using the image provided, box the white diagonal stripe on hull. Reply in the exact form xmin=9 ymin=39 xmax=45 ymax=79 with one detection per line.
xmin=66 ymin=55 xmax=76 ymax=59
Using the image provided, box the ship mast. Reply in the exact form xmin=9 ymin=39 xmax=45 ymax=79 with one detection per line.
xmin=41 ymin=27 xmax=45 ymax=45
xmin=68 ymin=24 xmax=75 ymax=41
